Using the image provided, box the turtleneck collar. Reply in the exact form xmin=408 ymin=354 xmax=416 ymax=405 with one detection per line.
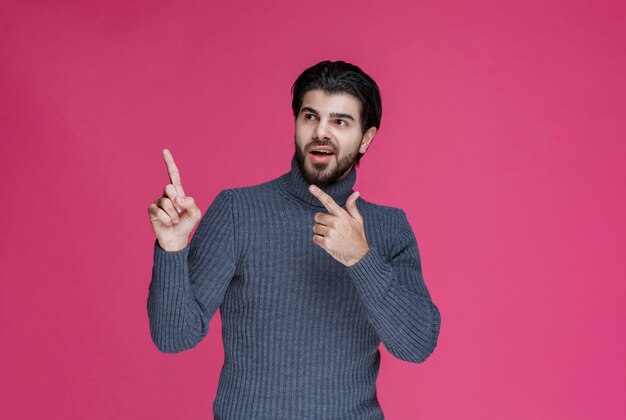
xmin=279 ymin=154 xmax=357 ymax=208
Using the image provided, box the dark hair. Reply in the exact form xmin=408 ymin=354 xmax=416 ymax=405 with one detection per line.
xmin=291 ymin=60 xmax=382 ymax=165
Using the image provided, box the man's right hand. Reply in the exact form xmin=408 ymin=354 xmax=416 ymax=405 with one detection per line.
xmin=148 ymin=148 xmax=202 ymax=252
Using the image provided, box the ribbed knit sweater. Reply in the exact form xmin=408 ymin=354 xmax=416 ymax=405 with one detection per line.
xmin=147 ymin=155 xmax=441 ymax=419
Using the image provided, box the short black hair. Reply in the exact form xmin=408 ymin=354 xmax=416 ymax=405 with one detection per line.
xmin=291 ymin=60 xmax=382 ymax=165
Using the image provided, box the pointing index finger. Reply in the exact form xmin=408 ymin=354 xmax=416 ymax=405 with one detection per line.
xmin=162 ymin=148 xmax=182 ymax=186
xmin=308 ymin=184 xmax=345 ymax=215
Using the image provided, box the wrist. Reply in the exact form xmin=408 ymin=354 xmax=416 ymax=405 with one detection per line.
xmin=346 ymin=245 xmax=370 ymax=267
xmin=158 ymin=239 xmax=189 ymax=252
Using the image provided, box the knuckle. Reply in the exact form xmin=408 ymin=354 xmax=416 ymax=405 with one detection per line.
xmin=150 ymin=204 xmax=161 ymax=215
xmin=164 ymin=184 xmax=175 ymax=196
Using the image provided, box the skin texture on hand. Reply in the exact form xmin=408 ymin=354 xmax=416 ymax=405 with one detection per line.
xmin=148 ymin=149 xmax=202 ymax=252
xmin=308 ymin=184 xmax=370 ymax=267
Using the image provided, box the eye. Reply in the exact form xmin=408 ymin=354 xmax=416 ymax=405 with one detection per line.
xmin=304 ymin=113 xmax=317 ymax=121
xmin=335 ymin=119 xmax=348 ymax=127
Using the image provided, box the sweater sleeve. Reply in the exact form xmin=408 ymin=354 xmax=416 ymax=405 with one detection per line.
xmin=346 ymin=209 xmax=441 ymax=363
xmin=147 ymin=189 xmax=237 ymax=353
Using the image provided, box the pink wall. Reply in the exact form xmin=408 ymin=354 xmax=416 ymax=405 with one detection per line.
xmin=1 ymin=1 xmax=624 ymax=419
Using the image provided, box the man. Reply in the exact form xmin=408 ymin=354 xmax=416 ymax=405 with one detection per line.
xmin=147 ymin=60 xmax=441 ymax=419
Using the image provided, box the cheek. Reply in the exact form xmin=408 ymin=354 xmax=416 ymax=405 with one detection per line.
xmin=338 ymin=133 xmax=362 ymax=150
xmin=295 ymin=125 xmax=310 ymax=146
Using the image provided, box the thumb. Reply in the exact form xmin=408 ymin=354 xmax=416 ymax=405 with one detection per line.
xmin=345 ymin=191 xmax=363 ymax=221
xmin=176 ymin=196 xmax=202 ymax=221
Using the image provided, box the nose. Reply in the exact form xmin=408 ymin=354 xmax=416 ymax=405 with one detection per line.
xmin=313 ymin=119 xmax=331 ymax=140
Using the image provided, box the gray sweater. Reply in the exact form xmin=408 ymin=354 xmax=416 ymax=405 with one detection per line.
xmin=147 ymin=155 xmax=441 ymax=419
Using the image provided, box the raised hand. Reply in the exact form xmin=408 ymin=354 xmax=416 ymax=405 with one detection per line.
xmin=148 ymin=148 xmax=202 ymax=251
xmin=308 ymin=184 xmax=370 ymax=267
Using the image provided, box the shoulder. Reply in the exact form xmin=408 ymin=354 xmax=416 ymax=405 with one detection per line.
xmin=211 ymin=174 xmax=283 ymax=208
xmin=356 ymin=196 xmax=408 ymax=225
xmin=357 ymin=196 xmax=415 ymax=244
xmin=356 ymin=197 xmax=417 ymax=260
xmin=213 ymin=171 xmax=281 ymax=196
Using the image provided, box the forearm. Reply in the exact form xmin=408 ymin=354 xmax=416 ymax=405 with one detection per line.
xmin=147 ymin=241 xmax=209 ymax=353
xmin=347 ymin=246 xmax=441 ymax=363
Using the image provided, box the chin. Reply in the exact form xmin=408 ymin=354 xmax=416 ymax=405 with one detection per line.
xmin=306 ymin=166 xmax=342 ymax=187
xmin=308 ymin=158 xmax=335 ymax=172
xmin=295 ymin=147 xmax=343 ymax=186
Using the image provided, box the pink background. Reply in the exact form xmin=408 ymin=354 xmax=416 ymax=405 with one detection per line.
xmin=1 ymin=1 xmax=625 ymax=419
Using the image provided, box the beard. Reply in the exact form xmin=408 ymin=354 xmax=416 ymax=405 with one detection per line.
xmin=294 ymin=139 xmax=359 ymax=188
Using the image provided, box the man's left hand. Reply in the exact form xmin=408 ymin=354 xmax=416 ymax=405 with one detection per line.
xmin=308 ymin=185 xmax=370 ymax=267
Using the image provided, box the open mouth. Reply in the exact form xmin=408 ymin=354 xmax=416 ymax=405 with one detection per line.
xmin=309 ymin=149 xmax=335 ymax=163
xmin=310 ymin=150 xmax=334 ymax=156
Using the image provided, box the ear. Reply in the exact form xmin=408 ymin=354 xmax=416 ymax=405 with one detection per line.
xmin=359 ymin=127 xmax=377 ymax=154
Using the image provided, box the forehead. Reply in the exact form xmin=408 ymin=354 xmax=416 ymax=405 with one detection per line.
xmin=301 ymin=89 xmax=361 ymax=116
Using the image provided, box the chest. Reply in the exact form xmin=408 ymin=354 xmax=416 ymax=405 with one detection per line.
xmin=225 ymin=204 xmax=384 ymax=313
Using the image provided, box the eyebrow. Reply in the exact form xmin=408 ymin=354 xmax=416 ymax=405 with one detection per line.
xmin=300 ymin=107 xmax=355 ymax=122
